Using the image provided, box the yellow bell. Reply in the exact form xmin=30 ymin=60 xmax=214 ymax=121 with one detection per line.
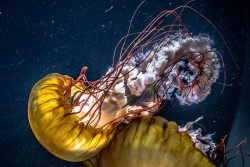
xmin=28 ymin=73 xmax=115 ymax=162
xmin=83 ymin=116 xmax=214 ymax=167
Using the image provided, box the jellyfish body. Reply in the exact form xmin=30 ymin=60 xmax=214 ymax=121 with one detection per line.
xmin=28 ymin=3 xmax=224 ymax=165
xmin=83 ymin=116 xmax=215 ymax=167
xmin=28 ymin=73 xmax=115 ymax=162
xmin=28 ymin=35 xmax=220 ymax=163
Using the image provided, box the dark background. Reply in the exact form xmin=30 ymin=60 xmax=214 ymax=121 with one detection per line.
xmin=0 ymin=0 xmax=249 ymax=166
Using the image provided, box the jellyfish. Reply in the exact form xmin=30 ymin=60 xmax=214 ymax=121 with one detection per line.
xmin=82 ymin=116 xmax=215 ymax=167
xmin=28 ymin=1 xmax=225 ymax=165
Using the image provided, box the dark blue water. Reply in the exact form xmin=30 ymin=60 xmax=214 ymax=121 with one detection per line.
xmin=0 ymin=0 xmax=249 ymax=166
